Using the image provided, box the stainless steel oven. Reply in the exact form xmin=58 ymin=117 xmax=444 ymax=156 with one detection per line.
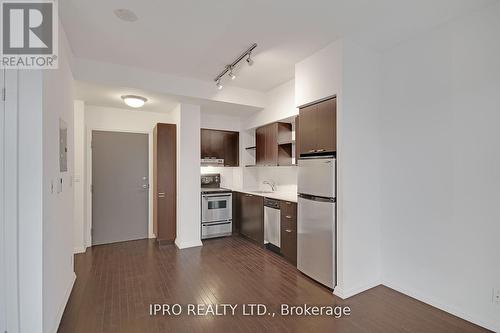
xmin=200 ymin=173 xmax=233 ymax=240
xmin=201 ymin=193 xmax=232 ymax=223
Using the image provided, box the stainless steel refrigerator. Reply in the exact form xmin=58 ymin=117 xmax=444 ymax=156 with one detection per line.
xmin=297 ymin=156 xmax=336 ymax=289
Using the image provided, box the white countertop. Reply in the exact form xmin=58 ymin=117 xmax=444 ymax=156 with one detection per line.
xmin=230 ymin=188 xmax=298 ymax=203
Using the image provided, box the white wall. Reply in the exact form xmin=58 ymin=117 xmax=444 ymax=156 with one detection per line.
xmin=379 ymin=3 xmax=500 ymax=331
xmin=244 ymin=80 xmax=297 ymax=129
xmin=2 ymin=70 xmax=20 ymax=332
xmin=295 ymin=40 xmax=343 ymax=107
xmin=73 ymin=101 xmax=85 ymax=253
xmin=294 ymin=38 xmax=383 ymax=299
xmin=18 ymin=69 xmax=44 ymax=333
xmin=42 ymin=26 xmax=77 ymax=333
xmin=175 ymin=104 xmax=202 ymax=249
xmin=336 ymin=41 xmax=382 ymax=297
xmin=200 ymin=112 xmax=241 ymax=132
xmin=81 ymin=105 xmax=176 ymax=247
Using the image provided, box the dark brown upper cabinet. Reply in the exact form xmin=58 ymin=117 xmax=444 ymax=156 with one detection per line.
xmin=298 ymin=97 xmax=336 ymax=156
xmin=200 ymin=129 xmax=239 ymax=167
xmin=255 ymin=122 xmax=292 ymax=166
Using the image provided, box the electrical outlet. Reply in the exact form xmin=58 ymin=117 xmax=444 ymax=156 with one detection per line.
xmin=493 ymin=288 xmax=500 ymax=305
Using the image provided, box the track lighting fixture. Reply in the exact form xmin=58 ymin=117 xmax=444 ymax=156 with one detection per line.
xmin=214 ymin=43 xmax=257 ymax=89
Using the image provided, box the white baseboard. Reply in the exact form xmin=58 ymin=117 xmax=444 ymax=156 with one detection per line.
xmin=51 ymin=272 xmax=76 ymax=333
xmin=334 ymin=279 xmax=381 ymax=299
xmin=73 ymin=245 xmax=86 ymax=254
xmin=382 ymin=280 xmax=499 ymax=332
xmin=175 ymin=238 xmax=203 ymax=249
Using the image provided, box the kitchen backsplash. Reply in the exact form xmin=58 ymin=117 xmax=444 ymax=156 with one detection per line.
xmin=200 ymin=166 xmax=297 ymax=193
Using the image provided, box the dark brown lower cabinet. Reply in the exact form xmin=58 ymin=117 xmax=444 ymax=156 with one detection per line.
xmin=239 ymin=193 xmax=264 ymax=245
xmin=280 ymin=200 xmax=297 ymax=265
xmin=232 ymin=192 xmax=240 ymax=234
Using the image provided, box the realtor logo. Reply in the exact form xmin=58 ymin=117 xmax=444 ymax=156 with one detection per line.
xmin=1 ymin=1 xmax=58 ymax=68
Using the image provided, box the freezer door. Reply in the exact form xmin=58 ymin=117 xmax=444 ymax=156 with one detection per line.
xmin=297 ymin=195 xmax=335 ymax=289
xmin=298 ymin=158 xmax=335 ymax=197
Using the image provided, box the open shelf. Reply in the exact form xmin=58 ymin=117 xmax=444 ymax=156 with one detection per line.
xmin=278 ymin=140 xmax=295 ymax=145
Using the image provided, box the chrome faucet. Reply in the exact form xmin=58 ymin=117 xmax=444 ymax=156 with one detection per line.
xmin=263 ymin=180 xmax=277 ymax=192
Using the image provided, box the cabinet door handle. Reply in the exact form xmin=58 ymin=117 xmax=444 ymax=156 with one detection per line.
xmin=245 ymin=194 xmax=252 ymax=197
xmin=285 ymin=215 xmax=292 ymax=219
xmin=285 ymin=202 xmax=291 ymax=205
xmin=285 ymin=229 xmax=293 ymax=233
xmin=308 ymin=149 xmax=316 ymax=153
xmin=316 ymin=149 xmax=326 ymax=152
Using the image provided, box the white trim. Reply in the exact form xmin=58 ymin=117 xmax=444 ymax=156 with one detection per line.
xmin=333 ymin=279 xmax=381 ymax=299
xmin=73 ymin=246 xmax=86 ymax=254
xmin=86 ymin=127 xmax=152 ymax=247
xmin=51 ymin=273 xmax=76 ymax=333
xmin=382 ymin=280 xmax=499 ymax=332
xmin=175 ymin=239 xmax=203 ymax=249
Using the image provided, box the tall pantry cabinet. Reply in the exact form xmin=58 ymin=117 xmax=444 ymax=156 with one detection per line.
xmin=153 ymin=123 xmax=177 ymax=244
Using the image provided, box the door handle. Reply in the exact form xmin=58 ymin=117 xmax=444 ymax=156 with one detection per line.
xmin=142 ymin=184 xmax=149 ymax=189
xmin=285 ymin=215 xmax=292 ymax=219
xmin=285 ymin=229 xmax=293 ymax=233
xmin=158 ymin=192 xmax=165 ymax=198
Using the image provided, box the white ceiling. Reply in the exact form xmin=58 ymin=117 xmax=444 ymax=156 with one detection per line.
xmin=75 ymin=81 xmax=261 ymax=116
xmin=62 ymin=0 xmax=495 ymax=92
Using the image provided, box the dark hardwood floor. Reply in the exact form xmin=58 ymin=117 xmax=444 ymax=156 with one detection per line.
xmin=58 ymin=236 xmax=489 ymax=333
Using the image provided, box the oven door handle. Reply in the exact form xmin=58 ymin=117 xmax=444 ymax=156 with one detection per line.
xmin=202 ymin=221 xmax=232 ymax=226
xmin=202 ymin=194 xmax=232 ymax=199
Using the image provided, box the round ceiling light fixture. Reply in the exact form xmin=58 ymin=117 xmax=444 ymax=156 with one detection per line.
xmin=121 ymin=95 xmax=147 ymax=108
xmin=113 ymin=8 xmax=138 ymax=22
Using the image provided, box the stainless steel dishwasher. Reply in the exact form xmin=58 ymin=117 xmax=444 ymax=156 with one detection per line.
xmin=264 ymin=198 xmax=280 ymax=253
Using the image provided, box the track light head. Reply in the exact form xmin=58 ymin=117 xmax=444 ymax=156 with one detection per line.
xmin=216 ymin=79 xmax=223 ymax=90
xmin=246 ymin=53 xmax=254 ymax=66
xmin=228 ymin=66 xmax=236 ymax=80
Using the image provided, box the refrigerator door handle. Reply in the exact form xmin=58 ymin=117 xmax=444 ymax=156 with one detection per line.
xmin=298 ymin=193 xmax=335 ymax=203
